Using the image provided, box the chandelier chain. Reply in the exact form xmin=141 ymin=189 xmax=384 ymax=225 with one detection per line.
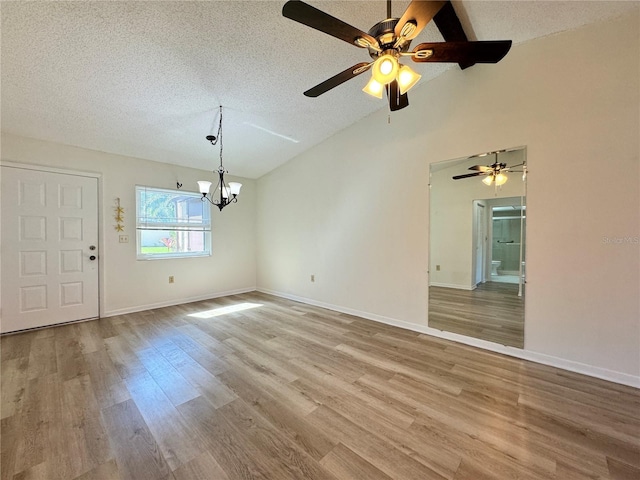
xmin=218 ymin=105 xmax=224 ymax=170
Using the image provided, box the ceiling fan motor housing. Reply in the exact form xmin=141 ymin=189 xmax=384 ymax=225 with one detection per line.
xmin=367 ymin=18 xmax=411 ymax=58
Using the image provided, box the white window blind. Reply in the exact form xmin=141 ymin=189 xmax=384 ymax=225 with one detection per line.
xmin=136 ymin=185 xmax=211 ymax=259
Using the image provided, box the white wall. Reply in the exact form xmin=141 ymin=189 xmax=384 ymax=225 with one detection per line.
xmin=1 ymin=134 xmax=256 ymax=316
xmin=256 ymin=11 xmax=640 ymax=383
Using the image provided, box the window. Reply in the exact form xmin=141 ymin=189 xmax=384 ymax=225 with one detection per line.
xmin=136 ymin=186 xmax=211 ymax=259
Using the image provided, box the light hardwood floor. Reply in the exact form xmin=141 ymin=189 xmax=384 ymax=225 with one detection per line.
xmin=1 ymin=292 xmax=638 ymax=480
xmin=429 ymin=282 xmax=525 ymax=348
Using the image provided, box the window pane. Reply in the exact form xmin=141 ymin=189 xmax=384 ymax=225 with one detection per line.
xmin=139 ymin=229 xmax=209 ymax=256
xmin=136 ymin=186 xmax=211 ymax=259
xmin=137 ymin=188 xmax=210 ymax=226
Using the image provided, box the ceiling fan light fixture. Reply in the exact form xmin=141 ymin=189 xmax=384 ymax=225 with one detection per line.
xmin=495 ymin=173 xmax=508 ymax=186
xmin=482 ymin=175 xmax=494 ymax=186
xmin=362 ymin=77 xmax=384 ymax=98
xmin=397 ymin=64 xmax=421 ymax=95
xmin=372 ymin=54 xmax=399 ymax=85
xmin=281 ymin=0 xmax=513 ymax=113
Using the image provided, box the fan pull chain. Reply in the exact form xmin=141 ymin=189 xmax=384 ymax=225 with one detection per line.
xmin=388 ymin=113 xmax=391 ymax=124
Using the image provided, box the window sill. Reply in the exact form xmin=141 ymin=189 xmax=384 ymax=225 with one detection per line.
xmin=137 ymin=253 xmax=212 ymax=261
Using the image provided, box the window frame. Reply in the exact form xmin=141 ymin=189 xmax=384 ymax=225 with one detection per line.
xmin=135 ymin=185 xmax=212 ymax=260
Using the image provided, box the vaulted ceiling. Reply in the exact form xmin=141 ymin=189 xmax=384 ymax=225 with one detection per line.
xmin=2 ymin=1 xmax=636 ymax=178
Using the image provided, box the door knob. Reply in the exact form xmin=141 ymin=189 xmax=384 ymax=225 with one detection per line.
xmin=89 ymin=255 xmax=96 ymax=261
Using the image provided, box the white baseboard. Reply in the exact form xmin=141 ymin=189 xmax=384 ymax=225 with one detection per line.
xmin=429 ymin=282 xmax=475 ymax=290
xmin=102 ymin=287 xmax=256 ymax=318
xmin=257 ymin=287 xmax=640 ymax=389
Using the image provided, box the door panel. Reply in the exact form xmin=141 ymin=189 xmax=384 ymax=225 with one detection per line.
xmin=1 ymin=166 xmax=99 ymax=333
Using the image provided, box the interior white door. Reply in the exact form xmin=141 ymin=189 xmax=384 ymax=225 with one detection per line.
xmin=1 ymin=166 xmax=99 ymax=333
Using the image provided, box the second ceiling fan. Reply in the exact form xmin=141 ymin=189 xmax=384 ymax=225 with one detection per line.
xmin=453 ymin=151 xmax=525 ymax=186
xmin=282 ymin=0 xmax=512 ymax=111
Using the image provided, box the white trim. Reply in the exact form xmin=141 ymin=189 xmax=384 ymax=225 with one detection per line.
xmin=0 ymin=316 xmax=99 ymax=336
xmin=102 ymin=287 xmax=256 ymax=317
xmin=0 ymin=160 xmax=101 ymax=179
xmin=257 ymin=287 xmax=640 ymax=389
xmin=429 ymin=282 xmax=475 ymax=290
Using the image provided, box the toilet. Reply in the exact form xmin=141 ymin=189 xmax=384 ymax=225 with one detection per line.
xmin=491 ymin=260 xmax=501 ymax=276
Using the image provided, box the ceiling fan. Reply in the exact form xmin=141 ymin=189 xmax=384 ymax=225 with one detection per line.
xmin=282 ymin=0 xmax=512 ymax=111
xmin=453 ymin=151 xmax=525 ymax=186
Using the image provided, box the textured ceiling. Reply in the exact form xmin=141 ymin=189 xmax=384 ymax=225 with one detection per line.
xmin=2 ymin=1 xmax=637 ymax=179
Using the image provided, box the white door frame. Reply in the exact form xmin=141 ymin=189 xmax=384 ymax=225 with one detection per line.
xmin=472 ymin=201 xmax=487 ymax=287
xmin=0 ymin=160 xmax=105 ymax=325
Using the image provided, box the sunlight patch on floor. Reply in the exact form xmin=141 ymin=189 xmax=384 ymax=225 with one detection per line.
xmin=187 ymin=302 xmax=263 ymax=319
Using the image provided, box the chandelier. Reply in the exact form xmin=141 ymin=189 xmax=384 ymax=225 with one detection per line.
xmin=197 ymin=105 xmax=242 ymax=211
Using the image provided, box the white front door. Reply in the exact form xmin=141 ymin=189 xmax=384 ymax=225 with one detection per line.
xmin=1 ymin=166 xmax=99 ymax=333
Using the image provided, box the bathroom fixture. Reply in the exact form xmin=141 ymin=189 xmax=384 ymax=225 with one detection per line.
xmin=491 ymin=260 xmax=501 ymax=276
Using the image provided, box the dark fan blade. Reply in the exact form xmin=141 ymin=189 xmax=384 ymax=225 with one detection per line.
xmin=453 ymin=172 xmax=484 ymax=180
xmin=395 ymin=0 xmax=446 ymax=40
xmin=412 ymin=41 xmax=512 ymax=64
xmin=468 ymin=165 xmax=492 ymax=172
xmin=505 ymin=162 xmax=525 ymax=169
xmin=304 ymin=63 xmax=371 ymax=97
xmin=433 ymin=1 xmax=473 ymax=69
xmin=433 ymin=2 xmax=467 ymax=42
xmin=282 ymin=1 xmax=378 ymax=48
xmin=386 ymin=80 xmax=409 ymax=111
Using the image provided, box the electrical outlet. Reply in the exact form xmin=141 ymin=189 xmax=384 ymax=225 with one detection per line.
xmin=169 ymin=276 xmax=174 ymax=284
xmin=310 ymin=274 xmax=315 ymax=282
xmin=436 ymin=265 xmax=441 ymax=271
xmin=119 ymin=235 xmax=129 ymax=243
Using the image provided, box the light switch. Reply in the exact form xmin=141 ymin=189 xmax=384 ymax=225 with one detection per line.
xmin=119 ymin=235 xmax=129 ymax=243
